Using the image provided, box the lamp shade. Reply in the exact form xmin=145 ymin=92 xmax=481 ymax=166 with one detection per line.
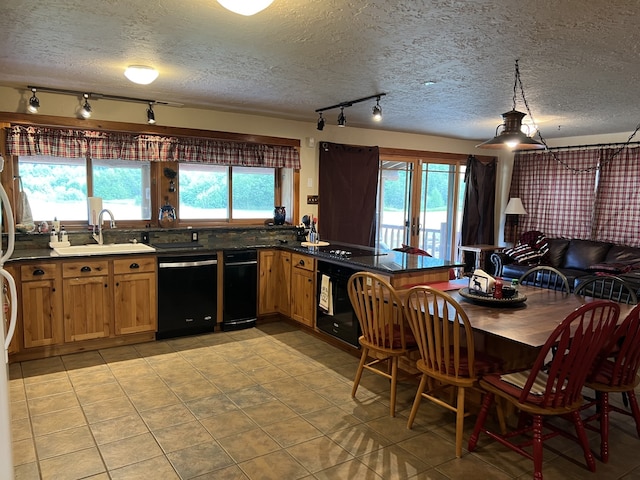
xmin=476 ymin=110 xmax=545 ymax=150
xmin=504 ymin=197 xmax=527 ymax=215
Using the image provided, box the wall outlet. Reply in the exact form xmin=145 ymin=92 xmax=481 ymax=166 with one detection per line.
xmin=191 ymin=231 xmax=198 ymax=242
xmin=141 ymin=232 xmax=149 ymax=244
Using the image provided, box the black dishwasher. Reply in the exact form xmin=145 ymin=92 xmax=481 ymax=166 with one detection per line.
xmin=222 ymin=250 xmax=258 ymax=330
xmin=157 ymin=254 xmax=218 ymax=339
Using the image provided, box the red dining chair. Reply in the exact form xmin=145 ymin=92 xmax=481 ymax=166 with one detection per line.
xmin=403 ymin=286 xmax=504 ymax=457
xmin=348 ymin=271 xmax=418 ymax=417
xmin=582 ymin=303 xmax=640 ymax=463
xmin=468 ymin=300 xmax=620 ymax=480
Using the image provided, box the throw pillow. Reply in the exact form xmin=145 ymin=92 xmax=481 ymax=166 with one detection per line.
xmin=587 ymin=262 xmax=634 ymax=274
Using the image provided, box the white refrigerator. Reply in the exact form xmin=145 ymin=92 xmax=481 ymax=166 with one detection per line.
xmin=0 ymin=156 xmax=18 ymax=480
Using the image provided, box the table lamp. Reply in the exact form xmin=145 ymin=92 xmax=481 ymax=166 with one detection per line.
xmin=504 ymin=197 xmax=527 ymax=245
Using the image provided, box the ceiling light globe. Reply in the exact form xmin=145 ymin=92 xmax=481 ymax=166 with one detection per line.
xmin=27 ymin=97 xmax=40 ymax=114
xmin=124 ymin=65 xmax=159 ymax=85
xmin=217 ymin=0 xmax=274 ymax=15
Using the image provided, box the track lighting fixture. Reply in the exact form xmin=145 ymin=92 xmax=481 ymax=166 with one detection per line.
xmin=27 ymin=88 xmax=40 ymax=113
xmin=80 ymin=93 xmax=92 ymax=119
xmin=477 ymin=60 xmax=545 ymax=150
xmin=372 ymin=96 xmax=382 ymax=121
xmin=146 ymin=102 xmax=156 ymax=124
xmin=337 ymin=108 xmax=346 ymax=127
xmin=26 ymin=85 xmax=181 ymax=122
xmin=315 ymin=93 xmax=386 ymax=128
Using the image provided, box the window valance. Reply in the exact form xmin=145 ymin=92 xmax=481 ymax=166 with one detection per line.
xmin=6 ymin=126 xmax=300 ymax=169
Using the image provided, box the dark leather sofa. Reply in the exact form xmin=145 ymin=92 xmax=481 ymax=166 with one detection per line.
xmin=491 ymin=238 xmax=640 ymax=292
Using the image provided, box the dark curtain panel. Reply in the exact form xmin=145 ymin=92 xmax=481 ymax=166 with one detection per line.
xmin=461 ymin=155 xmax=496 ymax=247
xmin=318 ymin=142 xmax=379 ymax=246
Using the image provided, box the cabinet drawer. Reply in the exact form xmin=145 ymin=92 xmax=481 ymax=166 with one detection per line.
xmin=292 ymin=253 xmax=315 ymax=272
xmin=20 ymin=262 xmax=58 ymax=281
xmin=113 ymin=256 xmax=156 ymax=275
xmin=63 ymin=260 xmax=109 ymax=278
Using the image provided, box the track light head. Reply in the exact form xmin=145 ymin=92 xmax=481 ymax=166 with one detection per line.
xmin=27 ymin=88 xmax=40 ymax=114
xmin=316 ymin=113 xmax=325 ymax=131
xmin=337 ymin=107 xmax=346 ymax=127
xmin=372 ymin=97 xmax=382 ymax=121
xmin=79 ymin=93 xmax=92 ymax=119
xmin=147 ymin=103 xmax=156 ymax=124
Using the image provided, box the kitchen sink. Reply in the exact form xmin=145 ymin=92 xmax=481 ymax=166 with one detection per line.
xmin=52 ymin=243 xmax=156 ymax=256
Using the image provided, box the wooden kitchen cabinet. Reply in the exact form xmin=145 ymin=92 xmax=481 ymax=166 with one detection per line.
xmin=113 ymin=256 xmax=157 ymax=335
xmin=290 ymin=253 xmax=315 ymax=327
xmin=258 ymin=250 xmax=291 ymax=317
xmin=258 ymin=250 xmax=277 ymax=314
xmin=62 ymin=259 xmax=111 ymax=342
xmin=20 ymin=262 xmax=63 ymax=349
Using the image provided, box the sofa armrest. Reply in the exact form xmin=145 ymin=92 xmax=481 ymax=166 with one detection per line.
xmin=490 ymin=252 xmax=514 ymax=277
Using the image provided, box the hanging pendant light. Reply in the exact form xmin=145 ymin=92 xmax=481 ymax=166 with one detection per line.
xmin=477 ymin=60 xmax=545 ymax=150
xmin=217 ymin=0 xmax=274 ymax=16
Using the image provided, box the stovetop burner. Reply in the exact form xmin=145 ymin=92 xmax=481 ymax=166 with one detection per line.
xmin=315 ymin=243 xmax=388 ymax=259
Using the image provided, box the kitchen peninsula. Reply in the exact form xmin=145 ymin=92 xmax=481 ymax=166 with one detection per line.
xmin=6 ymin=226 xmax=460 ymax=362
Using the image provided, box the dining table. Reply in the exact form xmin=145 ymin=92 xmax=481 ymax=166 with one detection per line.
xmin=399 ymin=279 xmax=635 ymax=371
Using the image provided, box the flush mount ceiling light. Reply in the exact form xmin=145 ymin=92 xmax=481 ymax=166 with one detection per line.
xmin=217 ymin=0 xmax=274 ymax=16
xmin=315 ymin=93 xmax=386 ymax=128
xmin=477 ymin=60 xmax=545 ymax=150
xmin=79 ymin=93 xmax=92 ymax=119
xmin=27 ymin=87 xmax=40 ymax=113
xmin=372 ymin=96 xmax=382 ymax=122
xmin=337 ymin=107 xmax=346 ymax=127
xmin=146 ymin=102 xmax=156 ymax=124
xmin=124 ymin=65 xmax=159 ymax=85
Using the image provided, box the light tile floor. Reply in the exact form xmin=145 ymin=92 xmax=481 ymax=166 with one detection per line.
xmin=9 ymin=321 xmax=640 ymax=479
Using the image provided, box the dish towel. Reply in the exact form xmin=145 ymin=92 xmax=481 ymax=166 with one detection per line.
xmin=319 ymin=274 xmax=333 ymax=315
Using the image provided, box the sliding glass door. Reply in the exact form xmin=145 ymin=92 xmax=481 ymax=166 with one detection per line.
xmin=377 ymin=155 xmax=466 ymax=261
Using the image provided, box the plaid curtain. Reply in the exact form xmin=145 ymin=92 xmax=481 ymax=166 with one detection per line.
xmin=593 ymin=147 xmax=640 ymax=246
xmin=6 ymin=126 xmax=300 ymax=168
xmin=508 ymin=149 xmax=599 ymax=241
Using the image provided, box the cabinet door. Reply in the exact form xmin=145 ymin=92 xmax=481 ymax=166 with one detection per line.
xmin=22 ymin=278 xmax=63 ymax=348
xmin=63 ymin=275 xmax=111 ymax=342
xmin=291 ymin=267 xmax=315 ymax=327
xmin=114 ymin=271 xmax=157 ymax=335
xmin=277 ymin=251 xmax=291 ymax=317
xmin=258 ymin=250 xmax=277 ymax=315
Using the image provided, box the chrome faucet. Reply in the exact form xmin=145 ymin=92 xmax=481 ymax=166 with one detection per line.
xmin=92 ymin=209 xmax=116 ymax=245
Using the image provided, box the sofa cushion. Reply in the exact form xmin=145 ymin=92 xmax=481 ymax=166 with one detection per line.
xmin=604 ymin=245 xmax=640 ymax=265
xmin=587 ymin=262 xmax=634 ymax=274
xmin=541 ymin=238 xmax=570 ymax=268
xmin=562 ymin=239 xmax=612 ymax=270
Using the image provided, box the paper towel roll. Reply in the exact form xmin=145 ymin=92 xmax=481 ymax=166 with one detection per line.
xmin=87 ymin=197 xmax=103 ymax=226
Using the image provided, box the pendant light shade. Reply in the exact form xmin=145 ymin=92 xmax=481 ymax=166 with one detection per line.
xmin=217 ymin=0 xmax=274 ymax=16
xmin=477 ymin=110 xmax=545 ymax=150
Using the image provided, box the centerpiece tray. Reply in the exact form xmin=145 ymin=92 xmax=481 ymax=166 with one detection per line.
xmin=458 ymin=287 xmax=527 ymax=306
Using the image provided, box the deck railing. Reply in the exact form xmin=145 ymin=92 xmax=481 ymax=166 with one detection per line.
xmin=379 ymin=223 xmax=448 ymax=257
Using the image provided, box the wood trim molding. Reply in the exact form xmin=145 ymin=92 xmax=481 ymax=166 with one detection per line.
xmin=0 ymin=112 xmax=301 ymax=148
xmin=379 ymin=146 xmax=495 ymax=164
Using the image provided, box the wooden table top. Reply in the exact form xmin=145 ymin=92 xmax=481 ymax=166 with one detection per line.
xmin=401 ymin=284 xmax=634 ymax=349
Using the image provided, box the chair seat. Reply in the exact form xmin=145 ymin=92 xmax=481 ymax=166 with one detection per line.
xmin=418 ymin=348 xmax=502 ymax=378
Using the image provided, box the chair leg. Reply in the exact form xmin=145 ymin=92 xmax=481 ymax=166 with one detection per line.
xmin=627 ymin=390 xmax=640 ymax=438
xmin=468 ymin=391 xmax=493 ymax=451
xmin=407 ymin=374 xmax=427 ymax=429
xmin=571 ymin=410 xmax=596 ymax=472
xmin=599 ymin=391 xmax=610 ymax=463
xmin=351 ymin=348 xmax=368 ymax=398
xmin=389 ymin=356 xmax=399 ymax=417
xmin=532 ymin=414 xmax=544 ymax=480
xmin=455 ymin=386 xmax=465 ymax=458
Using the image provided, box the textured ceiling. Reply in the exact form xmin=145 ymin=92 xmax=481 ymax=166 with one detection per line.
xmin=1 ymin=0 xmax=639 ymax=142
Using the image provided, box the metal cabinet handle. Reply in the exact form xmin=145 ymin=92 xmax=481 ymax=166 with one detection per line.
xmin=33 ymin=269 xmax=45 ymax=276
xmin=129 ymin=263 xmax=140 ymax=269
xmin=81 ymin=266 xmax=92 ymax=272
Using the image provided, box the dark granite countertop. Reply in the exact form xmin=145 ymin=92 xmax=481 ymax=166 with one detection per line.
xmin=8 ymin=240 xmax=461 ymax=275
